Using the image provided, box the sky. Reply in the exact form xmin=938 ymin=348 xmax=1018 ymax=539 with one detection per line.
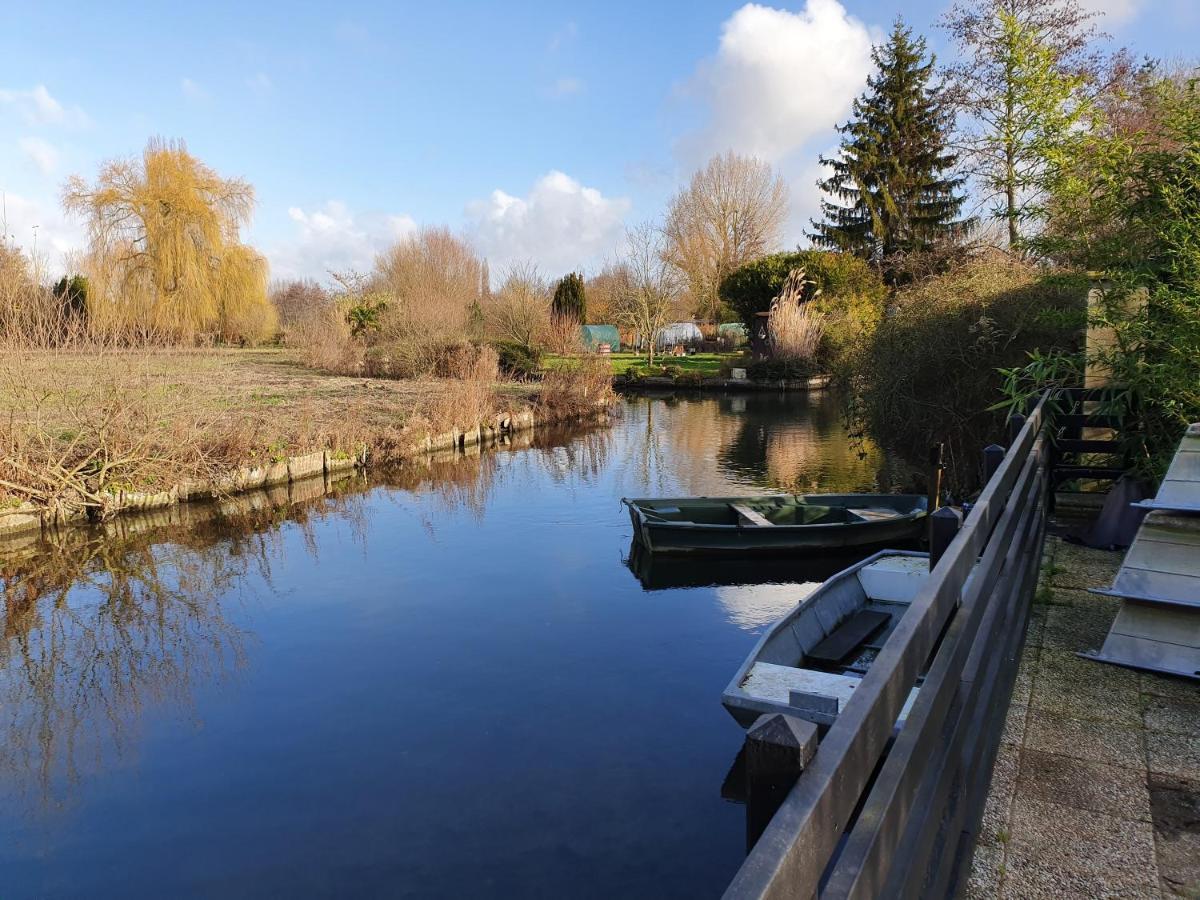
xmin=1 ymin=0 xmax=1193 ymax=284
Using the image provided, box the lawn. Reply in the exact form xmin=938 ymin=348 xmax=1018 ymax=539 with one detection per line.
xmin=547 ymin=352 xmax=738 ymax=377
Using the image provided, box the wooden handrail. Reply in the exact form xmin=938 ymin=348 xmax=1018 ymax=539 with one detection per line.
xmin=724 ymin=392 xmax=1050 ymax=900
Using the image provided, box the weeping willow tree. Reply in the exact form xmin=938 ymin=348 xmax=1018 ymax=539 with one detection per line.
xmin=62 ymin=138 xmax=276 ymax=343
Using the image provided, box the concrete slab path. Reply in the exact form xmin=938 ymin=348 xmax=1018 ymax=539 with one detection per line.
xmin=969 ymin=536 xmax=1200 ymax=899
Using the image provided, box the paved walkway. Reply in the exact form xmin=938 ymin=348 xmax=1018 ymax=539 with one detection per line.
xmin=969 ymin=536 xmax=1200 ymax=899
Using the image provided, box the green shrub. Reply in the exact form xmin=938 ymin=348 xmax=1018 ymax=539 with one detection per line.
xmin=746 ymin=357 xmax=820 ymax=381
xmin=662 ymin=364 xmax=682 ymax=379
xmin=720 ymin=250 xmax=886 ymax=369
xmin=491 ymin=341 xmax=542 ymax=380
xmin=851 ymin=250 xmax=1086 ymax=491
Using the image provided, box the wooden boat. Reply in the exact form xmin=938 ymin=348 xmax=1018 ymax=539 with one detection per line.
xmin=622 ymin=493 xmax=927 ymax=555
xmin=722 ymin=551 xmax=929 ymax=729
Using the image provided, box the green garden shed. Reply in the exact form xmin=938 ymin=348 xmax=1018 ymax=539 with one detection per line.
xmin=581 ymin=324 xmax=620 ymax=351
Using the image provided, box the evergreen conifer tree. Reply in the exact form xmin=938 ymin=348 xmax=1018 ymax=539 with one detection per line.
xmin=811 ymin=20 xmax=968 ymax=281
xmin=552 ymin=272 xmax=587 ymax=323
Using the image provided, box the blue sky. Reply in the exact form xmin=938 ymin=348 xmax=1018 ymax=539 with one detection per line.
xmin=1 ymin=0 xmax=1192 ymax=281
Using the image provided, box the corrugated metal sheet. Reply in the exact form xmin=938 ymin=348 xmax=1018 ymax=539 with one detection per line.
xmin=1082 ymin=423 xmax=1200 ymax=679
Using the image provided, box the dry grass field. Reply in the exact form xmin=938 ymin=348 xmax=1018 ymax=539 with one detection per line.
xmin=0 ymin=347 xmax=543 ymax=513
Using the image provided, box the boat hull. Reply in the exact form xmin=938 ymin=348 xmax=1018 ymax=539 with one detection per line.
xmin=624 ymin=494 xmax=927 ymax=556
xmin=721 ymin=551 xmax=928 ymax=729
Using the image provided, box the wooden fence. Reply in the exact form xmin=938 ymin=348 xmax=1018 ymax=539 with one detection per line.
xmin=724 ymin=393 xmax=1050 ymax=899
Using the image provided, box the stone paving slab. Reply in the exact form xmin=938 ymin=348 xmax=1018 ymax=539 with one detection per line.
xmin=969 ymin=535 xmax=1200 ymax=900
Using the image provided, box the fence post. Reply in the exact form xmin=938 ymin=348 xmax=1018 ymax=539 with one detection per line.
xmin=929 ymin=506 xmax=962 ymax=570
xmin=1007 ymin=413 xmax=1027 ymax=446
xmin=982 ymin=444 xmax=1005 ymax=486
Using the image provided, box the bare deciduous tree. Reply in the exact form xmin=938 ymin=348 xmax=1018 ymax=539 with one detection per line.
xmin=485 ymin=261 xmax=550 ymax=347
xmin=612 ymin=224 xmax=682 ymax=367
xmin=269 ymin=278 xmax=329 ymax=332
xmin=663 ymin=152 xmax=789 ymax=322
xmin=372 ymin=226 xmax=482 ymax=340
xmin=584 ymin=265 xmax=626 ymax=325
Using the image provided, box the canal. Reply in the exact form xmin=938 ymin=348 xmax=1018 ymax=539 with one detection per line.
xmin=0 ymin=391 xmax=913 ymax=898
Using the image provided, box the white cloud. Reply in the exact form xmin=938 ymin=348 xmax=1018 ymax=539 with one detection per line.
xmin=1077 ymin=0 xmax=1143 ymax=24
xmin=0 ymin=84 xmax=89 ymax=128
xmin=465 ymin=171 xmax=631 ymax=276
xmin=181 ymin=77 xmax=209 ymax=101
xmin=18 ymin=137 xmax=60 ymax=175
xmin=548 ymin=77 xmax=583 ymax=98
xmin=0 ymin=190 xmax=85 ymax=268
xmin=679 ymin=0 xmax=876 ymax=165
xmin=267 ymin=200 xmax=417 ymax=280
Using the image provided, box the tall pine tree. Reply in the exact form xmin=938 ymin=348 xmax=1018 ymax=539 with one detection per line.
xmin=552 ymin=272 xmax=587 ymax=323
xmin=811 ymin=20 xmax=968 ymax=282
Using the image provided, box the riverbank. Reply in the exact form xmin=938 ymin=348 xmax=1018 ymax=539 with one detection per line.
xmin=969 ymin=535 xmax=1200 ymax=898
xmin=0 ymin=347 xmax=611 ymax=534
xmin=614 ymin=373 xmax=833 ymax=392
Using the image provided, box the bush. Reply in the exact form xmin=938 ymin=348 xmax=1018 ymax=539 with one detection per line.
xmin=491 ymin=341 xmax=542 ymax=380
xmin=720 ymin=250 xmax=886 ymax=369
xmin=747 ymin=357 xmax=820 ymax=381
xmin=662 ymin=364 xmax=682 ymax=379
xmin=537 ymin=355 xmax=614 ymax=419
xmin=852 ymin=250 xmax=1086 ymax=491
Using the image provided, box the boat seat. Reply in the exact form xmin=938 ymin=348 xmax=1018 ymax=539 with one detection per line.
xmin=740 ymin=662 xmax=861 ymax=709
xmin=730 ymin=503 xmax=774 ymax=527
xmin=806 ymin=610 xmax=891 ymax=664
xmin=847 ymin=507 xmax=900 ymax=521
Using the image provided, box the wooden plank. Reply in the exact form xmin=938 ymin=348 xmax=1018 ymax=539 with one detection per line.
xmin=807 ymin=611 xmax=890 ymax=664
xmin=1162 ymin=449 xmax=1200 ymax=483
xmin=731 ymin=503 xmax=774 ymax=527
xmin=1060 ymin=414 xmax=1122 ymax=428
xmin=848 ymin=508 xmax=900 ymax=521
xmin=1057 ymin=439 xmax=1121 ymax=454
xmin=1113 ymin=568 xmax=1200 ymax=605
xmin=822 ymin=446 xmax=1044 ymax=899
xmin=1123 ymin=539 xmax=1200 ymax=576
xmin=1051 ymin=465 xmax=1125 ymax=480
xmin=1153 ymin=479 xmax=1200 ymax=509
xmin=722 ymin=395 xmax=1046 ymax=900
xmin=741 ymin=663 xmax=861 ymax=708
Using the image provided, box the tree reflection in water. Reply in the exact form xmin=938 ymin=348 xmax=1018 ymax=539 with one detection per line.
xmin=0 ymin=427 xmax=614 ymax=814
xmin=0 ymin=479 xmax=379 ymax=813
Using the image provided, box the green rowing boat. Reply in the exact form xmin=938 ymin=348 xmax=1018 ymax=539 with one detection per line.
xmin=621 ymin=493 xmax=928 ymax=555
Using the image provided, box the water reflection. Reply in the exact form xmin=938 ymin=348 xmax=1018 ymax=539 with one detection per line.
xmin=0 ymin=513 xmax=256 ymax=811
xmin=0 ymin=392 xmax=909 ymax=898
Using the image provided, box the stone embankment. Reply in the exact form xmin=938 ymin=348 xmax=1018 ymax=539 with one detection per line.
xmin=0 ymin=407 xmax=582 ymax=542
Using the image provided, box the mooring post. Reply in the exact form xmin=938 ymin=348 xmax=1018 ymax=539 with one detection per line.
xmin=982 ymin=444 xmax=1005 ymax=486
xmin=929 ymin=506 xmax=962 ymax=570
xmin=743 ymin=714 xmax=819 ymax=850
xmin=927 ymin=443 xmax=945 ymax=514
xmin=927 ymin=442 xmax=945 ymax=546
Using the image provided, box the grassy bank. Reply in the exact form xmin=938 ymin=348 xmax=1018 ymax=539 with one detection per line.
xmin=0 ymin=347 xmax=608 ymax=522
xmin=545 ymin=351 xmax=737 ymax=377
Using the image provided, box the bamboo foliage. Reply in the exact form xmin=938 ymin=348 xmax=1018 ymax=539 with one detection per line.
xmin=62 ymin=138 xmax=276 ymax=342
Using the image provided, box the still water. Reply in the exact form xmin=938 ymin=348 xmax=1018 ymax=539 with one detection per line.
xmin=0 ymin=391 xmax=911 ymax=899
